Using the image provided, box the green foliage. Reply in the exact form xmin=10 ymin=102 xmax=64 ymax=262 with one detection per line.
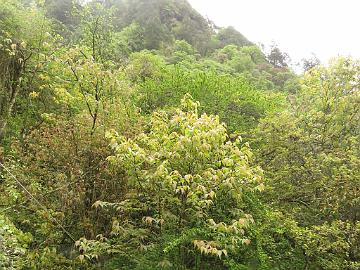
xmin=136 ymin=65 xmax=285 ymax=133
xmin=163 ymin=39 xmax=198 ymax=65
xmin=0 ymin=0 xmax=55 ymax=143
xmin=44 ymin=0 xmax=80 ymax=29
xmin=215 ymin=26 xmax=253 ymax=49
xmin=79 ymin=2 xmax=118 ymax=62
xmin=256 ymin=58 xmax=360 ymax=224
xmin=251 ymin=58 xmax=360 ymax=269
xmin=266 ymin=44 xmax=290 ymax=68
xmin=126 ymin=50 xmax=166 ymax=83
xmin=113 ymin=22 xmax=145 ymax=58
xmin=84 ymin=95 xmax=264 ymax=268
xmin=1 ymin=0 xmax=359 ymax=269
xmin=0 ymin=214 xmax=32 ymax=269
xmin=294 ymin=221 xmax=360 ymax=270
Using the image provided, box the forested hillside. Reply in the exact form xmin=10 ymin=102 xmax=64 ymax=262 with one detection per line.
xmin=0 ymin=0 xmax=359 ymax=269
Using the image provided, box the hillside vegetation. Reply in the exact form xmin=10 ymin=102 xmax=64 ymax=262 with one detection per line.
xmin=0 ymin=0 xmax=359 ymax=269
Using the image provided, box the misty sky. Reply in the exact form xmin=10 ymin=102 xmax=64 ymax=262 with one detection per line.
xmin=188 ymin=0 xmax=360 ymax=65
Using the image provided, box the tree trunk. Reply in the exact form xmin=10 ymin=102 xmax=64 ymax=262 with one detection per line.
xmin=0 ymin=55 xmax=24 ymax=142
xmin=0 ymin=86 xmax=19 ymax=142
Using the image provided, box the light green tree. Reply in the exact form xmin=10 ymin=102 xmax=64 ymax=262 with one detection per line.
xmin=81 ymin=95 xmax=264 ymax=268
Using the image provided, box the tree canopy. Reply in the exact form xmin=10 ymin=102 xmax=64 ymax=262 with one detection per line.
xmin=0 ymin=0 xmax=359 ymax=269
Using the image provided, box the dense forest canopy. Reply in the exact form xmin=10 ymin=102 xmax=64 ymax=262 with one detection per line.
xmin=0 ymin=0 xmax=359 ymax=269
